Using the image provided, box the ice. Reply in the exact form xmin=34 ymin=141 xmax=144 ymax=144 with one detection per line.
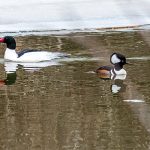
xmin=123 ymin=99 xmax=145 ymax=103
xmin=0 ymin=0 xmax=150 ymax=32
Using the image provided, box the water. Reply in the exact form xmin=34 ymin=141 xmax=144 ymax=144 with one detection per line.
xmin=0 ymin=29 xmax=150 ymax=149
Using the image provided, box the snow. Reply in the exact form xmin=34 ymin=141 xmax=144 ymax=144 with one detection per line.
xmin=0 ymin=0 xmax=150 ymax=32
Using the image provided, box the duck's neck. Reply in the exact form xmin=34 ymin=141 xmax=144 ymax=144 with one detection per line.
xmin=114 ymin=63 xmax=123 ymax=71
xmin=4 ymin=48 xmax=18 ymax=61
xmin=111 ymin=63 xmax=126 ymax=75
xmin=111 ymin=63 xmax=127 ymax=75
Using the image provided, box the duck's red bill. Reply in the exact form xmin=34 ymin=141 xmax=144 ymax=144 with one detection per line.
xmin=0 ymin=38 xmax=4 ymax=43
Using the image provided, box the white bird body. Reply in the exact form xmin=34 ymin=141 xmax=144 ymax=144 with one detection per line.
xmin=4 ymin=48 xmax=62 ymax=62
xmin=111 ymin=68 xmax=127 ymax=75
xmin=0 ymin=36 xmax=66 ymax=62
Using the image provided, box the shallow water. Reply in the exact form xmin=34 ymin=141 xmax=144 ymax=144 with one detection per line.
xmin=0 ymin=30 xmax=150 ymax=150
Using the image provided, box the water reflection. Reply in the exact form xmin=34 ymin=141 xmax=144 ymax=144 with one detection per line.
xmin=0 ymin=72 xmax=16 ymax=85
xmin=111 ymin=74 xmax=127 ymax=93
xmin=4 ymin=61 xmax=60 ymax=73
xmin=111 ymin=79 xmax=127 ymax=93
xmin=97 ymin=73 xmax=127 ymax=93
xmin=0 ymin=60 xmax=61 ymax=86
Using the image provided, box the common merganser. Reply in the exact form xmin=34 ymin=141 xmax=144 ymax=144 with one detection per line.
xmin=0 ymin=36 xmax=66 ymax=62
xmin=96 ymin=53 xmax=128 ymax=78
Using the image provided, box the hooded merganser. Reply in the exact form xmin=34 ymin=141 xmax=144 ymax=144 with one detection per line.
xmin=0 ymin=36 xmax=66 ymax=62
xmin=96 ymin=53 xmax=127 ymax=79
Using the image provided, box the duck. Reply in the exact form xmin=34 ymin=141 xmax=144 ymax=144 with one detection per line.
xmin=96 ymin=53 xmax=128 ymax=79
xmin=0 ymin=36 xmax=66 ymax=62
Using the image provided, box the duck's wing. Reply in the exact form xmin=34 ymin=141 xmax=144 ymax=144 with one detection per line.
xmin=17 ymin=49 xmax=40 ymax=58
xmin=96 ymin=66 xmax=112 ymax=74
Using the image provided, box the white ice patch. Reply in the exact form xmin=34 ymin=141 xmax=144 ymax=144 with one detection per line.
xmin=123 ymin=99 xmax=145 ymax=103
xmin=111 ymin=54 xmax=120 ymax=64
xmin=127 ymin=56 xmax=150 ymax=60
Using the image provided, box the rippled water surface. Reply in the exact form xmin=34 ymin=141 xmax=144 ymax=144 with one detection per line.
xmin=0 ymin=30 xmax=150 ymax=150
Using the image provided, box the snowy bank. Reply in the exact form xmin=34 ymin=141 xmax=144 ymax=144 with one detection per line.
xmin=0 ymin=0 xmax=150 ymax=32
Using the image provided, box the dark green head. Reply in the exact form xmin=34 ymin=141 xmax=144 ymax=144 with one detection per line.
xmin=0 ymin=36 xmax=16 ymax=49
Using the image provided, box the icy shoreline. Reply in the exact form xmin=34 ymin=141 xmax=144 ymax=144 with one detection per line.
xmin=0 ymin=24 xmax=150 ymax=37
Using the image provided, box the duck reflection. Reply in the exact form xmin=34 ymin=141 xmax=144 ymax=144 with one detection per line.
xmin=110 ymin=74 xmax=127 ymax=93
xmin=0 ymin=60 xmax=61 ymax=85
xmin=111 ymin=78 xmax=127 ymax=94
xmin=0 ymin=72 xmax=17 ymax=85
xmin=97 ymin=73 xmax=127 ymax=94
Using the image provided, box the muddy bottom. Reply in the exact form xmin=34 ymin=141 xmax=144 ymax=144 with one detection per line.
xmin=0 ymin=30 xmax=150 ymax=150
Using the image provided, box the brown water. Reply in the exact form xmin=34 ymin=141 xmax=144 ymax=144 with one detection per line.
xmin=0 ymin=30 xmax=150 ymax=150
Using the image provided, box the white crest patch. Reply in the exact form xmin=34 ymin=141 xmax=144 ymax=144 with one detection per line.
xmin=111 ymin=54 xmax=120 ymax=64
